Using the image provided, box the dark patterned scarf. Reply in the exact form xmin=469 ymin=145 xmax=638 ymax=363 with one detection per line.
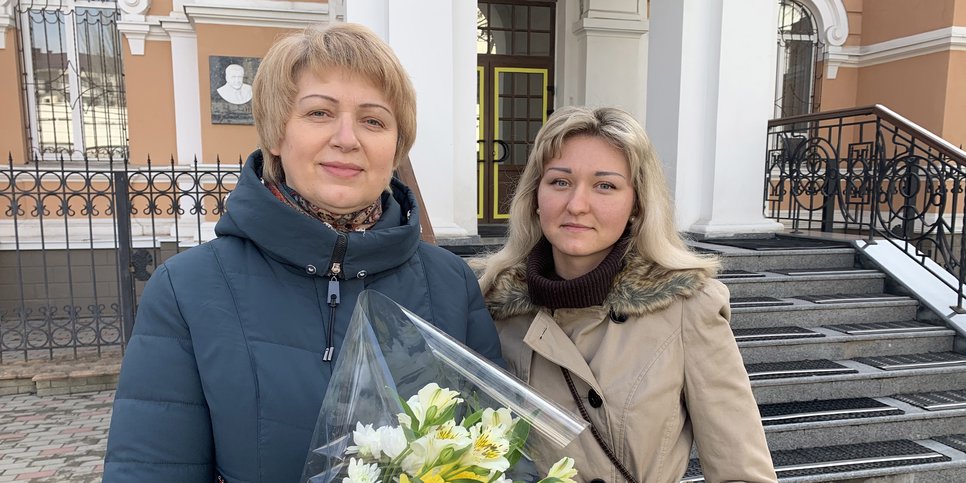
xmin=265 ymin=180 xmax=383 ymax=232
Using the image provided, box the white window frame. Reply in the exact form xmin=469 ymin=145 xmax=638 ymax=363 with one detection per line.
xmin=18 ymin=0 xmax=125 ymax=162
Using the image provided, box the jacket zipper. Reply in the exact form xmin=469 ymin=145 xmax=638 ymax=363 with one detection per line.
xmin=322 ymin=233 xmax=347 ymax=362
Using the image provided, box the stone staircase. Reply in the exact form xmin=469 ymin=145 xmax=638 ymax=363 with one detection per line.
xmin=679 ymin=236 xmax=966 ymax=482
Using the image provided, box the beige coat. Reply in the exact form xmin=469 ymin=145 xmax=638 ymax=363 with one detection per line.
xmin=485 ymin=253 xmax=776 ymax=483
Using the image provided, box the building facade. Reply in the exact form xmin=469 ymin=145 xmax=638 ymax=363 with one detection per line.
xmin=0 ymin=0 xmax=964 ymax=240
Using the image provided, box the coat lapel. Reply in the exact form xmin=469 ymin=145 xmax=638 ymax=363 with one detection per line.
xmin=523 ymin=309 xmax=604 ymax=395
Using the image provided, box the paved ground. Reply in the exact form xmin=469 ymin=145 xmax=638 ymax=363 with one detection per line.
xmin=0 ymin=390 xmax=113 ymax=482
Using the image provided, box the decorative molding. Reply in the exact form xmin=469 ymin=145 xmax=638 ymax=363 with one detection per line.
xmin=182 ymin=0 xmax=329 ymax=29
xmin=117 ymin=20 xmax=156 ymax=55
xmin=798 ymin=0 xmax=849 ymax=47
xmin=119 ymin=0 xmax=152 ymax=20
xmin=0 ymin=0 xmax=13 ymax=50
xmin=573 ymin=16 xmax=648 ymax=38
xmin=826 ymin=26 xmax=966 ymax=79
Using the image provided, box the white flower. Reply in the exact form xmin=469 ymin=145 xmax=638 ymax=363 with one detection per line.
xmin=491 ymin=472 xmax=513 ymax=483
xmin=377 ymin=425 xmax=407 ymax=460
xmin=409 ymin=420 xmax=472 ymax=467
xmin=399 ymin=383 xmax=463 ymax=429
xmin=546 ymin=457 xmax=578 ymax=483
xmin=480 ymin=408 xmax=514 ymax=437
xmin=346 ymin=423 xmax=383 ymax=459
xmin=342 ymin=458 xmax=382 ymax=483
xmin=460 ymin=424 xmax=510 ymax=472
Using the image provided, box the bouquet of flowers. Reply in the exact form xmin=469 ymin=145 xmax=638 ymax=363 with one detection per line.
xmin=301 ymin=290 xmax=587 ymax=483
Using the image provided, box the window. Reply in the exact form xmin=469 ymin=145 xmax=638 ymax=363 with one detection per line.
xmin=17 ymin=0 xmax=128 ymax=160
xmin=776 ymin=0 xmax=821 ymax=119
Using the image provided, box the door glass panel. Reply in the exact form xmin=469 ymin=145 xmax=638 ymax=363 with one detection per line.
xmin=531 ymin=6 xmax=552 ymax=30
xmin=531 ymin=33 xmax=550 ymax=56
xmin=493 ymin=68 xmax=548 ymax=219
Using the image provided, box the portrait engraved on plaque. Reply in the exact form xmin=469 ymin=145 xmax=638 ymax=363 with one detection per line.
xmin=210 ymin=56 xmax=261 ymax=125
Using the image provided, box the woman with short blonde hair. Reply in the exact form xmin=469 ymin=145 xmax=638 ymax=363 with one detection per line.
xmin=105 ymin=23 xmax=502 ymax=482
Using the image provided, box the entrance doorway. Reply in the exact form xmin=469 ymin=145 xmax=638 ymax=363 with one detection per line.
xmin=477 ymin=1 xmax=555 ymax=229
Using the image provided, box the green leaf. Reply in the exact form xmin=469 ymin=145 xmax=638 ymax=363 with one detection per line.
xmin=424 ymin=405 xmax=438 ymax=426
xmin=506 ymin=448 xmax=523 ymax=467
xmin=462 ymin=409 xmax=484 ymax=429
xmin=508 ymin=420 xmax=531 ymax=450
xmin=399 ymin=396 xmax=420 ymax=432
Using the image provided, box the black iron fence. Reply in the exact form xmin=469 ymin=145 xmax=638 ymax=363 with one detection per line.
xmin=765 ymin=104 xmax=966 ymax=311
xmin=1 ymin=154 xmax=241 ymax=362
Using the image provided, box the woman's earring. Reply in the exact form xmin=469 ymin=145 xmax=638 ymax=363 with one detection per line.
xmin=536 ymin=208 xmax=541 ymax=215
xmin=628 ymin=215 xmax=636 ymax=224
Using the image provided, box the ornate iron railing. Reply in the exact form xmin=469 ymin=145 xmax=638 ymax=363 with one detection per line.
xmin=765 ymin=104 xmax=966 ymax=311
xmin=0 ymin=154 xmax=241 ymax=362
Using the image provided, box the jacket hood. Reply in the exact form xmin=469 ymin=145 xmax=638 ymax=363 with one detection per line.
xmin=215 ymin=150 xmax=421 ymax=277
xmin=485 ymin=250 xmax=709 ymax=320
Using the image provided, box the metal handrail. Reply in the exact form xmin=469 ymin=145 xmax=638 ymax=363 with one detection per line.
xmin=764 ymin=104 xmax=966 ymax=311
xmin=769 ymin=104 xmax=966 ymax=165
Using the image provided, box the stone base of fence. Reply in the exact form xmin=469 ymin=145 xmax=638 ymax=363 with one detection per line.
xmin=0 ymin=351 xmax=121 ymax=396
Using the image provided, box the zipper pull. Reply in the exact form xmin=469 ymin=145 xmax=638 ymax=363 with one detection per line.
xmin=322 ymin=346 xmax=335 ymax=361
xmin=327 ymin=276 xmax=340 ymax=307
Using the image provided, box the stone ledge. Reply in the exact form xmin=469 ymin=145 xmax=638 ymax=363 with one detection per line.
xmin=0 ymin=351 xmax=121 ymax=397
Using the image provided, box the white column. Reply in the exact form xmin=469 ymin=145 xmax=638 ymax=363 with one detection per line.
xmin=560 ymin=0 xmax=648 ymax=122
xmin=161 ymin=19 xmax=203 ymax=165
xmin=646 ymin=0 xmax=782 ymax=237
xmin=348 ymin=1 xmax=475 ymax=239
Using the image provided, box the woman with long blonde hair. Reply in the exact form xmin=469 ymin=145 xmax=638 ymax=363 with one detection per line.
xmin=479 ymin=106 xmax=775 ymax=482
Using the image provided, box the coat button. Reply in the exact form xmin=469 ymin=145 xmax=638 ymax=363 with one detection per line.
xmin=356 ymin=270 xmax=367 ymax=279
xmin=305 ymin=264 xmax=317 ymax=275
xmin=588 ymin=389 xmax=603 ymax=408
xmin=590 ymin=479 xmax=605 ymax=483
xmin=609 ymin=310 xmax=628 ymax=323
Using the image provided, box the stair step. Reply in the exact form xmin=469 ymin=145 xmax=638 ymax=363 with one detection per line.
xmin=895 ymin=391 xmax=966 ymax=411
xmin=733 ymin=326 xmax=823 ymax=342
xmin=772 ymin=267 xmax=881 ymax=276
xmin=752 ymin=362 xmax=966 ymax=404
xmin=730 ymin=296 xmax=794 ymax=308
xmin=682 ymin=439 xmax=950 ymax=482
xmin=746 ymin=359 xmax=858 ymax=380
xmin=724 ymin=273 xmax=885 ymax=298
xmin=737 ymin=328 xmax=954 ymax=364
xmin=701 ymin=236 xmax=852 ymax=251
xmin=731 ymin=299 xmax=920 ymax=328
xmin=827 ymin=320 xmax=948 ymax=335
xmin=759 ymin=397 xmax=903 ymax=426
xmin=718 ymin=269 xmax=767 ymax=279
xmin=856 ymin=352 xmax=966 ymax=371
xmin=934 ymin=434 xmax=966 ymax=454
xmin=800 ymin=293 xmax=910 ymax=304
xmin=714 ymin=248 xmax=857 ymax=272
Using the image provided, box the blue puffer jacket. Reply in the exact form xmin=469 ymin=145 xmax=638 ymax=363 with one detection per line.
xmin=104 ymin=151 xmax=503 ymax=482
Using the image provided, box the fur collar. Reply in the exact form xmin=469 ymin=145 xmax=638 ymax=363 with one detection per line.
xmin=485 ymin=251 xmax=709 ymax=320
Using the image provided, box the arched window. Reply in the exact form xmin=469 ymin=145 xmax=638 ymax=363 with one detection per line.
xmin=776 ymin=0 xmax=822 ymax=118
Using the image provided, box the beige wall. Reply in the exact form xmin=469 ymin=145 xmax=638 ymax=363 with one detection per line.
xmin=818 ymin=64 xmax=859 ymax=111
xmin=148 ymin=0 xmax=173 ymax=17
xmin=0 ymin=29 xmax=28 ymax=162
xmin=957 ymin=0 xmax=966 ymax=25
xmin=196 ymin=24 xmax=295 ymax=163
xmin=124 ymin=41 xmax=178 ymax=164
xmin=942 ymin=50 xmax=966 ymax=148
xmin=843 ymin=0 xmax=863 ymax=47
xmin=860 ymin=0 xmax=957 ymax=45
xmin=855 ymin=51 xmax=950 ymax=138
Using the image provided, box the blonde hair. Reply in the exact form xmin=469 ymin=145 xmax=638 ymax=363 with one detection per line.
xmin=478 ymin=106 xmax=719 ymax=292
xmin=252 ymin=23 xmax=417 ymax=183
